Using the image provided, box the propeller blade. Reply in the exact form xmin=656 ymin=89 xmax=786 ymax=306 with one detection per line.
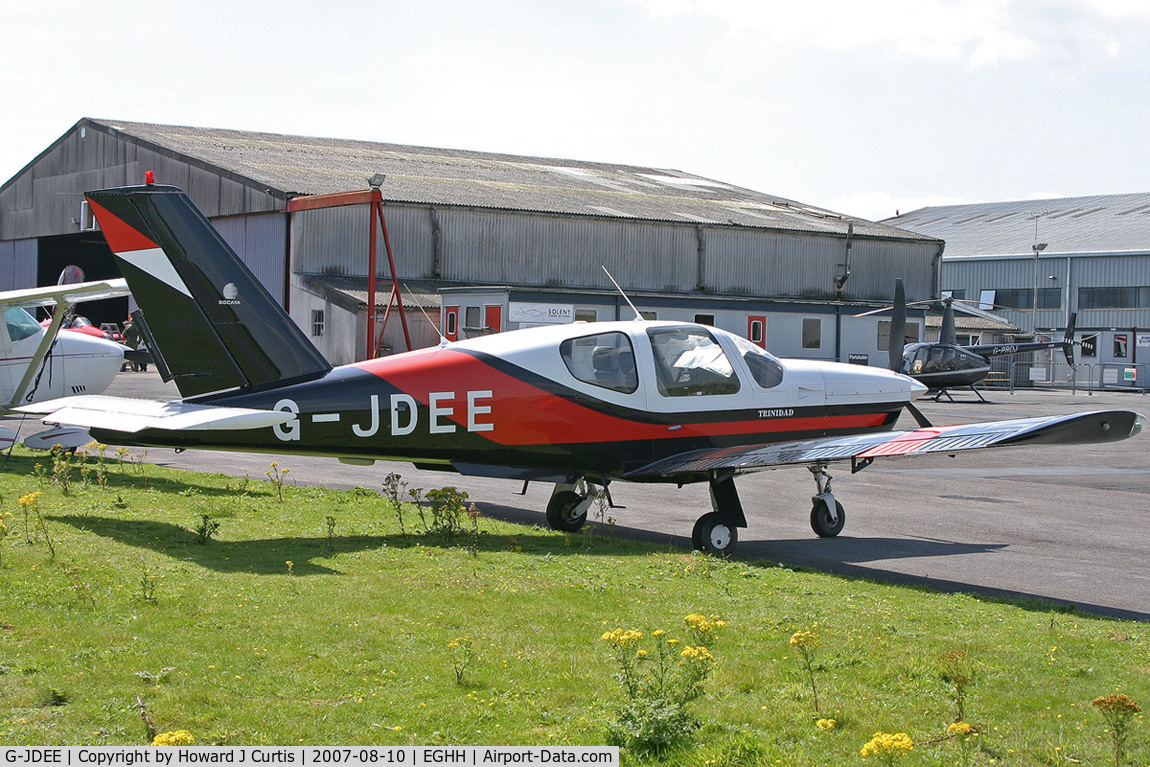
xmin=940 ymin=301 xmax=958 ymax=346
xmin=888 ymin=279 xmax=906 ymax=372
xmin=905 ymin=402 xmax=933 ymax=428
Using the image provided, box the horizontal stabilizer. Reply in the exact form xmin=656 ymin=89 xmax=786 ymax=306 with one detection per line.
xmin=626 ymin=410 xmax=1146 ymax=480
xmin=16 ymin=395 xmax=294 ymax=433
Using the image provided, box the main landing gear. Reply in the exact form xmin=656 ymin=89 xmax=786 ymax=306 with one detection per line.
xmin=546 ymin=479 xmax=596 ymax=532
xmin=691 ymin=474 xmax=748 ymax=557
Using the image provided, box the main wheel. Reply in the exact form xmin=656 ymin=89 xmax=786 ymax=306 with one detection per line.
xmin=692 ymin=512 xmax=738 ymax=556
xmin=810 ymin=498 xmax=846 ymax=537
xmin=546 ymin=490 xmax=588 ymax=532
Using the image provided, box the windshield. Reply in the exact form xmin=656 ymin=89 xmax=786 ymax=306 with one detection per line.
xmin=647 ymin=326 xmax=740 ymax=397
xmin=4 ymin=307 xmax=42 ymax=342
xmin=732 ymin=335 xmax=785 ymax=388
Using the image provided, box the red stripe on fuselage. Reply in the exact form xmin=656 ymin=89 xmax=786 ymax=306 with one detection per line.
xmin=86 ymin=197 xmax=159 ymax=253
xmin=355 ymin=348 xmax=888 ymax=446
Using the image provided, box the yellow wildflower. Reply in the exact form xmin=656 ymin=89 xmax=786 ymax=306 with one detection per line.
xmin=947 ymin=721 xmax=973 ymax=737
xmin=18 ymin=491 xmax=42 ymax=508
xmin=861 ymin=731 xmax=913 ymax=759
xmin=152 ymin=730 xmax=195 ymax=746
xmin=790 ymin=630 xmax=821 ymax=649
xmin=816 ymin=718 xmax=837 ymax=731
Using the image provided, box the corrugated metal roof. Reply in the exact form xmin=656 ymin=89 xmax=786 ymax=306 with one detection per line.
xmin=83 ymin=118 xmax=931 ymax=242
xmin=885 ymin=193 xmax=1150 ymax=257
xmin=923 ymin=313 xmax=1019 ymax=333
xmin=302 ymin=274 xmax=443 ymax=311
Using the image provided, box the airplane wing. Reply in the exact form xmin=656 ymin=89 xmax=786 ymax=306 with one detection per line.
xmin=15 ymin=395 xmax=295 ymax=433
xmin=0 ymin=278 xmax=130 ymax=309
xmin=625 ymin=410 xmax=1145 ymax=480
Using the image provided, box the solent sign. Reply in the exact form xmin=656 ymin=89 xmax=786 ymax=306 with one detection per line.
xmin=508 ymin=302 xmax=575 ymax=325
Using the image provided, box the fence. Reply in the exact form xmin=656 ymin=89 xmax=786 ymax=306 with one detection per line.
xmin=995 ymin=362 xmax=1148 ymax=395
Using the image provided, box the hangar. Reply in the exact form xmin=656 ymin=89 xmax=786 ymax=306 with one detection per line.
xmin=1 ymin=118 xmax=941 ymax=366
xmin=888 ymin=193 xmax=1150 ymax=385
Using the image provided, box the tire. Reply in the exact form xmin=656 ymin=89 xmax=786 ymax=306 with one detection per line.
xmin=692 ymin=512 xmax=738 ymax=556
xmin=810 ymin=498 xmax=846 ymax=537
xmin=546 ymin=490 xmax=588 ymax=532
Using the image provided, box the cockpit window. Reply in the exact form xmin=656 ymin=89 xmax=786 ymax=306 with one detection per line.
xmin=4 ymin=308 xmax=42 ymax=343
xmin=732 ymin=335 xmax=784 ymax=388
xmin=647 ymin=326 xmax=740 ymax=397
xmin=560 ymin=331 xmax=638 ymax=393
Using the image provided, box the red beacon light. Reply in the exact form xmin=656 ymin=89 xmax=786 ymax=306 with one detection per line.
xmin=145 ymin=171 xmax=155 ymax=185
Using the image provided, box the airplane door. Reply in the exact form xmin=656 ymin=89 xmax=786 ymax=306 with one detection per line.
xmin=747 ymin=316 xmax=766 ymax=349
xmin=484 ymin=305 xmax=502 ymax=333
xmin=444 ymin=306 xmax=459 ymax=342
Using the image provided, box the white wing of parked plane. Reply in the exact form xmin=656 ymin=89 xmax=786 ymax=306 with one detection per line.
xmin=1 ymin=278 xmax=131 ymax=412
xmin=16 ymin=395 xmax=295 ymax=433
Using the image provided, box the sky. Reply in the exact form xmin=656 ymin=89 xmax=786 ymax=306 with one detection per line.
xmin=2 ymin=0 xmax=1149 ymax=222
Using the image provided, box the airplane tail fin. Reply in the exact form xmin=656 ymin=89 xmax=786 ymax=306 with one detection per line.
xmin=85 ymin=184 xmax=332 ymax=398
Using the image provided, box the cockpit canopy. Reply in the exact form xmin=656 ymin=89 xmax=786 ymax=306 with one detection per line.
xmin=902 ymin=343 xmax=989 ymax=376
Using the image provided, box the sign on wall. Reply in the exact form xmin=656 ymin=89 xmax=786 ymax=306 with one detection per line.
xmin=508 ymin=302 xmax=574 ymax=324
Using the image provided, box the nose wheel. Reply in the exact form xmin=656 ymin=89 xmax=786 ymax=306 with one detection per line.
xmin=808 ymin=465 xmax=845 ymax=537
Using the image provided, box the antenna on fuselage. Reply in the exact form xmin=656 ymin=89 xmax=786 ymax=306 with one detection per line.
xmin=601 ymin=265 xmax=644 ymax=321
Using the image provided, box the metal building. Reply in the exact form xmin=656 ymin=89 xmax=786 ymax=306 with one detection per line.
xmin=887 ymin=193 xmax=1150 ymax=386
xmin=2 ymin=118 xmax=941 ymax=365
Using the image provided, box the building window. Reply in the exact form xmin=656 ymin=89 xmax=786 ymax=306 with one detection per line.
xmin=693 ymin=313 xmax=715 ymax=326
xmin=1078 ymin=286 xmax=1150 ymax=309
xmin=639 ymin=310 xmax=658 ymax=321
xmin=574 ymin=308 xmax=597 ymax=323
xmin=877 ymin=320 xmax=920 ymax=351
xmin=942 ymin=289 xmax=966 ymax=300
xmin=310 ymin=309 xmax=325 ymax=337
xmin=465 ymin=306 xmax=481 ymax=327
xmin=1114 ymin=334 xmax=1129 ymax=358
xmin=988 ymin=287 xmax=1061 ymax=310
xmin=1080 ymin=333 xmax=1098 ymax=358
xmin=802 ymin=318 xmax=822 ymax=349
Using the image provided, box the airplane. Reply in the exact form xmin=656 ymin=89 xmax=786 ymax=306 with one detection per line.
xmin=866 ymin=284 xmax=1077 ymax=400
xmin=1 ymin=275 xmax=131 ymax=449
xmin=17 ymin=181 xmax=1146 ymax=556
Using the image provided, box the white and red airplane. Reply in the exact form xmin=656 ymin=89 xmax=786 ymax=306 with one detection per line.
xmin=18 ymin=181 xmax=1146 ymax=554
xmin=1 ymin=276 xmax=131 ymax=450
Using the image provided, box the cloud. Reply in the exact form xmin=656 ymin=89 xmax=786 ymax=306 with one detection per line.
xmin=631 ymin=0 xmax=1150 ymax=73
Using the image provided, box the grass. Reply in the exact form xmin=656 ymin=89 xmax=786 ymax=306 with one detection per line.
xmin=0 ymin=445 xmax=1147 ymax=764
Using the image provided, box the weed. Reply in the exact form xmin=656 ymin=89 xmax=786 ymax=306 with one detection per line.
xmin=41 ymin=688 xmax=69 ymax=708
xmin=18 ymin=491 xmax=53 ymax=558
xmin=265 ymin=462 xmax=291 ymax=502
xmin=467 ymin=503 xmax=482 ymax=557
xmin=191 ymin=514 xmax=220 ymax=545
xmin=1092 ymin=693 xmax=1141 ymax=767
xmin=939 ymin=649 xmax=975 ymax=722
xmin=382 ymin=472 xmax=410 ymax=536
xmin=448 ymin=636 xmax=475 ymax=686
xmin=325 ymin=516 xmax=337 ymax=549
xmin=0 ymin=509 xmax=9 ymax=567
xmin=601 ymin=621 xmax=717 ymax=754
xmin=425 ymin=487 xmax=469 ymax=543
xmin=790 ymin=628 xmax=823 ymax=714
xmin=50 ymin=445 xmax=73 ymax=495
xmin=134 ymin=667 xmax=176 ymax=684
xmin=138 ymin=558 xmax=159 ymax=604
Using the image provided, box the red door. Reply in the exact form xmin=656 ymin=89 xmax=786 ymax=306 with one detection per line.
xmin=444 ymin=306 xmax=459 ymax=342
xmin=747 ymin=315 xmax=766 ymax=348
xmin=484 ymin=305 xmax=502 ymax=334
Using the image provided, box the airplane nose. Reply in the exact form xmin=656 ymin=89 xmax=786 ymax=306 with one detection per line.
xmin=908 ymin=378 xmax=929 ymax=401
xmin=1134 ymin=412 xmax=1147 ymax=437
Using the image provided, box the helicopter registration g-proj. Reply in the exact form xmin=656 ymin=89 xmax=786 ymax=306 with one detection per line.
xmin=19 ymin=180 xmax=1146 ymax=556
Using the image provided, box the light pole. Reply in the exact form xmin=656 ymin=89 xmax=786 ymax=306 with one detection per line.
xmin=1032 ymin=241 xmax=1048 ymax=335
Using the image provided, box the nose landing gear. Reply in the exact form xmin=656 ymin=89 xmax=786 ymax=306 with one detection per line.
xmin=809 ymin=464 xmax=845 ymax=537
